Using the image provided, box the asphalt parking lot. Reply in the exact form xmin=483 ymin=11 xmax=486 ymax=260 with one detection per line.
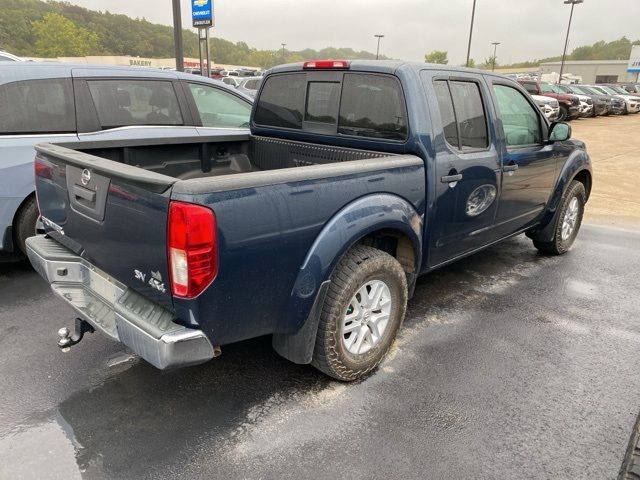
xmin=2 ymin=115 xmax=640 ymax=480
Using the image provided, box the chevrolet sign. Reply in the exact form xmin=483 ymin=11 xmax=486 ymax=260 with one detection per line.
xmin=192 ymin=0 xmax=213 ymax=28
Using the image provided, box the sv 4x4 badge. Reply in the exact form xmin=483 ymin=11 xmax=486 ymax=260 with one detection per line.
xmin=134 ymin=269 xmax=167 ymax=294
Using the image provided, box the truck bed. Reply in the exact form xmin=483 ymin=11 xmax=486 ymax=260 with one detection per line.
xmin=46 ymin=134 xmax=393 ymax=184
xmin=33 ymin=133 xmax=425 ymax=347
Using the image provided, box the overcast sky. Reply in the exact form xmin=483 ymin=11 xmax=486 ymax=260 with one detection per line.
xmin=69 ymin=0 xmax=639 ymax=64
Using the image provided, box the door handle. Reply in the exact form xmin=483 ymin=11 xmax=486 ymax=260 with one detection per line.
xmin=503 ymin=164 xmax=519 ymax=173
xmin=441 ymin=174 xmax=463 ymax=183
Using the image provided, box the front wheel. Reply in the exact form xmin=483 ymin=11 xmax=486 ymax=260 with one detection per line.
xmin=533 ymin=180 xmax=585 ymax=255
xmin=312 ymin=246 xmax=408 ymax=381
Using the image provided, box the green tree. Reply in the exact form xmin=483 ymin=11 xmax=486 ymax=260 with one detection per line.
xmin=479 ymin=56 xmax=498 ymax=70
xmin=467 ymin=58 xmax=476 ymax=68
xmin=32 ymin=12 xmax=98 ymax=57
xmin=425 ymin=50 xmax=448 ymax=64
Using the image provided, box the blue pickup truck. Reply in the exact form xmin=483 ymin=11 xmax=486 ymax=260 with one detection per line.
xmin=27 ymin=60 xmax=592 ymax=381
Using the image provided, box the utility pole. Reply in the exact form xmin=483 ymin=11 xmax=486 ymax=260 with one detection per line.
xmin=281 ymin=43 xmax=286 ymax=63
xmin=374 ymin=34 xmax=385 ymax=60
xmin=172 ymin=0 xmax=184 ymax=72
xmin=465 ymin=0 xmax=477 ymax=67
xmin=558 ymin=0 xmax=583 ymax=84
xmin=491 ymin=42 xmax=500 ymax=71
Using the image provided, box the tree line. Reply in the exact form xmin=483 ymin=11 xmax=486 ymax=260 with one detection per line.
xmin=0 ymin=0 xmax=388 ymax=67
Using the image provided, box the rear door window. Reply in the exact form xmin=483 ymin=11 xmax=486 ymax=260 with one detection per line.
xmin=0 ymin=78 xmax=75 ymax=134
xmin=433 ymin=80 xmax=459 ymax=147
xmin=449 ymin=81 xmax=488 ymax=150
xmin=338 ymin=74 xmax=407 ymax=140
xmin=87 ymin=80 xmax=183 ymax=129
xmin=431 ymin=79 xmax=488 ymax=150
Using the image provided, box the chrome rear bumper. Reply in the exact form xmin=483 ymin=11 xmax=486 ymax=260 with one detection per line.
xmin=26 ymin=236 xmax=215 ymax=369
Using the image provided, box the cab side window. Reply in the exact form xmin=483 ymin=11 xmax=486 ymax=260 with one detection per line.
xmin=493 ymin=85 xmax=541 ymax=147
xmin=432 ymin=79 xmax=488 ymax=151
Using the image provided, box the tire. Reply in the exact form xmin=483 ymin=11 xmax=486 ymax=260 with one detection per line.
xmin=311 ymin=245 xmax=408 ymax=381
xmin=557 ymin=105 xmax=569 ymax=122
xmin=533 ymin=180 xmax=586 ymax=255
xmin=15 ymin=196 xmax=39 ymax=255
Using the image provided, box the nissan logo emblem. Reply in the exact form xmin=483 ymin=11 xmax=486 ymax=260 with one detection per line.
xmin=81 ymin=169 xmax=91 ymax=186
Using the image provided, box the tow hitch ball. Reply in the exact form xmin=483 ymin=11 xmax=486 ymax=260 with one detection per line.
xmin=57 ymin=318 xmax=95 ymax=352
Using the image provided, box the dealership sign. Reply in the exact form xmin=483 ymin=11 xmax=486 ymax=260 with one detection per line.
xmin=192 ymin=0 xmax=213 ymax=28
xmin=628 ymin=45 xmax=640 ymax=73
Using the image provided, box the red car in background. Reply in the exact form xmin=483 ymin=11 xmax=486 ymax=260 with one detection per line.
xmin=519 ymin=80 xmax=581 ymax=121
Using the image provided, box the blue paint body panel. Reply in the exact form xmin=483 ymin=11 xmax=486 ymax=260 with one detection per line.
xmin=171 ymin=166 xmax=425 ymax=344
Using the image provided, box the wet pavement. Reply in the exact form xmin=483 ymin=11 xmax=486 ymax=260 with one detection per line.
xmin=1 ymin=224 xmax=639 ymax=480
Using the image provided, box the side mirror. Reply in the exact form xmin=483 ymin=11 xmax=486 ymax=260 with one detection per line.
xmin=549 ymin=122 xmax=571 ymax=142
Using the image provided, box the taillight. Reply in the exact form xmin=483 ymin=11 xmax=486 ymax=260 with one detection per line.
xmin=303 ymin=59 xmax=349 ymax=69
xmin=34 ymin=158 xmax=53 ymax=180
xmin=168 ymin=201 xmax=217 ymax=299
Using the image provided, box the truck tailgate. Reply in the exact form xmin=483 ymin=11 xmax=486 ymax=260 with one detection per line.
xmin=34 ymin=143 xmax=177 ymax=308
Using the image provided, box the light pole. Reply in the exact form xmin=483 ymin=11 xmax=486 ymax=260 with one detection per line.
xmin=465 ymin=0 xmax=477 ymax=67
xmin=491 ymin=42 xmax=500 ymax=71
xmin=171 ymin=0 xmax=184 ymax=72
xmin=558 ymin=0 xmax=583 ymax=84
xmin=374 ymin=34 xmax=385 ymax=60
xmin=281 ymin=43 xmax=286 ymax=63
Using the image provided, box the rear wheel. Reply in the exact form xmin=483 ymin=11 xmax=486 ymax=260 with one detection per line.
xmin=15 ymin=197 xmax=39 ymax=255
xmin=533 ymin=180 xmax=585 ymax=255
xmin=312 ymin=245 xmax=408 ymax=381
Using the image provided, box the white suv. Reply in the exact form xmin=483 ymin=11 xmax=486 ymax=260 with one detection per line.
xmin=590 ymin=85 xmax=640 ymax=114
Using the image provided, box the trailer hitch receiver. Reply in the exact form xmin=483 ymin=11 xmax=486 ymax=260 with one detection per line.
xmin=58 ymin=318 xmax=95 ymax=352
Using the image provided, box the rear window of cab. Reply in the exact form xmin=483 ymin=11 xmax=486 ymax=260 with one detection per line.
xmin=254 ymin=72 xmax=408 ymax=141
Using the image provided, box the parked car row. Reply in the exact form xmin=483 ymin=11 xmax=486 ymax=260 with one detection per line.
xmin=520 ymin=79 xmax=640 ymax=121
xmin=614 ymin=82 xmax=640 ymax=94
xmin=221 ymin=76 xmax=263 ymax=97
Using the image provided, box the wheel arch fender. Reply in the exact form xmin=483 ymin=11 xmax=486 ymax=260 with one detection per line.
xmin=527 ymin=149 xmax=592 ymax=243
xmin=272 ymin=193 xmax=423 ymax=364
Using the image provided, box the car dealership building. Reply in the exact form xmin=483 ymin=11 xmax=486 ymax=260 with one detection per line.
xmin=539 ymin=60 xmax=639 ymax=84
